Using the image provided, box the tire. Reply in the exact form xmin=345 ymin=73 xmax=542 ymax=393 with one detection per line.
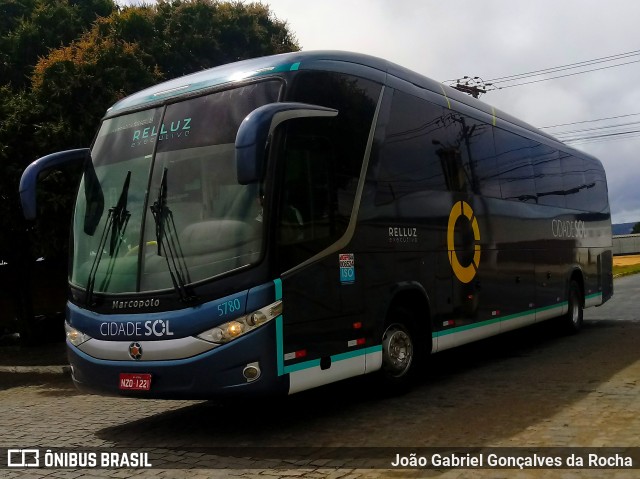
xmin=379 ymin=307 xmax=426 ymax=391
xmin=562 ymin=280 xmax=584 ymax=334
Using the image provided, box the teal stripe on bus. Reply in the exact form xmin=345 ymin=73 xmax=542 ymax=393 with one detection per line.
xmin=274 ymin=278 xmax=284 ymax=376
xmin=274 ymin=278 xmax=282 ymax=301
xmin=283 ymin=345 xmax=382 ymax=374
xmin=284 ymin=359 xmax=321 ymax=374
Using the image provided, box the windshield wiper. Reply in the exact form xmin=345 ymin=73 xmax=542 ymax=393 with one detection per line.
xmin=83 ymin=155 xmax=104 ymax=236
xmin=85 ymin=171 xmax=131 ymax=305
xmin=150 ymin=168 xmax=195 ymax=302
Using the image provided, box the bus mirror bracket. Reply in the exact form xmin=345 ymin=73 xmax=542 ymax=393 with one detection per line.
xmin=235 ymin=102 xmax=338 ymax=184
xmin=19 ymin=148 xmax=90 ymax=221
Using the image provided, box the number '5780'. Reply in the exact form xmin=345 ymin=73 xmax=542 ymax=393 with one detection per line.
xmin=217 ymin=298 xmax=242 ymax=316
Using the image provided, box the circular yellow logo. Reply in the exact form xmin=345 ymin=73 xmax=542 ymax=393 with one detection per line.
xmin=447 ymin=201 xmax=481 ymax=283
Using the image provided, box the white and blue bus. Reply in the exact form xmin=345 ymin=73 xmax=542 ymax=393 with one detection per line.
xmin=20 ymin=51 xmax=613 ymax=398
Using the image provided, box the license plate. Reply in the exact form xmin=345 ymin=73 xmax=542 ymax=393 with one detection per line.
xmin=119 ymin=373 xmax=152 ymax=391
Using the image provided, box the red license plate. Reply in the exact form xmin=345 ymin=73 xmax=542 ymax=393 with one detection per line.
xmin=119 ymin=373 xmax=152 ymax=391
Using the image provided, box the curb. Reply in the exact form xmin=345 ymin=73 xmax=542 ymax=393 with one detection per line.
xmin=0 ymin=365 xmax=71 ymax=375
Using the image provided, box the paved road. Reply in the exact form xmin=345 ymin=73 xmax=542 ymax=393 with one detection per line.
xmin=1 ymin=276 xmax=639 ymax=478
xmin=584 ymin=273 xmax=640 ymax=321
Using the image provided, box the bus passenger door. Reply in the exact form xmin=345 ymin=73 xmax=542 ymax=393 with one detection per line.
xmin=274 ymin=124 xmax=366 ymax=393
xmin=270 ymin=70 xmax=382 ymax=393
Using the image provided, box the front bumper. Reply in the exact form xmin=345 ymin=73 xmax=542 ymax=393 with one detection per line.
xmin=67 ymin=320 xmax=288 ymax=399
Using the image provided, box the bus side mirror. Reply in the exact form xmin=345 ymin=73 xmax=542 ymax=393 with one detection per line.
xmin=235 ymin=102 xmax=338 ymax=184
xmin=19 ymin=148 xmax=89 ymax=220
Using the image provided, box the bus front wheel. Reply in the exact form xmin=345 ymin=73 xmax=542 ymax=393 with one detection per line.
xmin=379 ymin=306 xmax=424 ymax=390
xmin=382 ymin=323 xmax=414 ymax=379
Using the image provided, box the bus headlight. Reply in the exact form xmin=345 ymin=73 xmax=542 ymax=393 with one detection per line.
xmin=65 ymin=322 xmax=91 ymax=347
xmin=197 ymin=300 xmax=282 ymax=345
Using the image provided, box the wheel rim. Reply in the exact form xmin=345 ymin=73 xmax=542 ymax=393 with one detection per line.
xmin=571 ymin=290 xmax=580 ymax=326
xmin=382 ymin=325 xmax=414 ymax=378
xmin=571 ymin=303 xmax=580 ymax=325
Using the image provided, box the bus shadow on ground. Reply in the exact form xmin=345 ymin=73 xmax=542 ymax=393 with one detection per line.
xmin=95 ymin=318 xmax=639 ymax=449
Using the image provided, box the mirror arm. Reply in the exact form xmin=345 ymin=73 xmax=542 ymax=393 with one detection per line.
xmin=19 ymin=148 xmax=90 ymax=220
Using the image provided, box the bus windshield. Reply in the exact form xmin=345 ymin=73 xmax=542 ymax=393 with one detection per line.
xmin=71 ymin=80 xmax=281 ymax=295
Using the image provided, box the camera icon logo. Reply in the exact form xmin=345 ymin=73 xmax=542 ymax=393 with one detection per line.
xmin=7 ymin=449 xmax=40 ymax=468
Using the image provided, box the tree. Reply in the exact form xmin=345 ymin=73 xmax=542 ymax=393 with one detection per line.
xmin=0 ymin=0 xmax=115 ymax=88
xmin=30 ymin=0 xmax=299 ymax=153
xmin=632 ymin=222 xmax=640 ymax=234
xmin=0 ymin=0 xmax=300 ymax=343
xmin=91 ymin=0 xmax=299 ymax=78
xmin=31 ymin=34 xmax=162 ymax=150
xmin=0 ymin=1 xmax=118 ymax=245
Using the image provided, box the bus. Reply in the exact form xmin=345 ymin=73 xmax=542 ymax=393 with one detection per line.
xmin=20 ymin=51 xmax=613 ymax=398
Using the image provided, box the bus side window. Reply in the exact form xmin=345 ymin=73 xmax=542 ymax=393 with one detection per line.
xmin=494 ymin=129 xmax=536 ymax=203
xmin=278 ymin=133 xmax=334 ymax=245
xmin=277 ymin=71 xmax=381 ymax=272
xmin=531 ymin=143 xmax=565 ymax=208
xmin=441 ymin=113 xmax=501 ymax=197
xmin=376 ymin=90 xmax=448 ymax=204
xmin=561 ymin=153 xmax=587 ymax=210
xmin=583 ymin=158 xmax=609 ymax=213
xmin=438 ymin=113 xmax=472 ymax=193
xmin=276 ymin=125 xmax=348 ymax=271
xmin=465 ymin=118 xmax=501 ymax=198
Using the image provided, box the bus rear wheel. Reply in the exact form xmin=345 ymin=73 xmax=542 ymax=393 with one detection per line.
xmin=561 ymin=280 xmax=584 ymax=333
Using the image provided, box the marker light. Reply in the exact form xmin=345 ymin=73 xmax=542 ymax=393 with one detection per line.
xmin=197 ymin=300 xmax=282 ymax=345
xmin=226 ymin=321 xmax=244 ymax=338
xmin=64 ymin=322 xmax=91 ymax=347
xmin=247 ymin=311 xmax=266 ymax=327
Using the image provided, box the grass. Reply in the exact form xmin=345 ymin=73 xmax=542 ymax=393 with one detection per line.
xmin=613 ymin=263 xmax=640 ymax=278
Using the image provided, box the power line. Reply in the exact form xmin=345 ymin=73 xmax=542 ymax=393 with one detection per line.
xmin=560 ymin=129 xmax=640 ymax=143
xmin=446 ymin=49 xmax=640 ymax=95
xmin=486 ymin=49 xmax=640 ymax=83
xmin=495 ymin=59 xmax=640 ymax=89
xmin=562 ymin=130 xmax=640 ymax=143
xmin=444 ymin=49 xmax=640 ymax=144
xmin=539 ymin=112 xmax=640 ymax=129
xmin=540 ymin=111 xmax=640 ymax=145
xmin=553 ymin=120 xmax=640 ymax=137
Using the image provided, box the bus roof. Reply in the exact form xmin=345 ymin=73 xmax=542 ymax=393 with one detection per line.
xmin=105 ymin=50 xmax=586 ymax=157
xmin=105 ymin=50 xmax=487 ymax=116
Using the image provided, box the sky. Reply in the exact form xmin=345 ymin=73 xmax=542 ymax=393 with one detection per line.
xmin=119 ymin=0 xmax=640 ymax=225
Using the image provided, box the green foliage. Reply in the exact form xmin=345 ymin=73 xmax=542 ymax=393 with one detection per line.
xmin=28 ymin=0 xmax=299 ymax=153
xmin=613 ymin=262 xmax=640 ymax=277
xmin=32 ymin=34 xmax=162 ymax=149
xmin=0 ymin=86 xmax=40 ymax=238
xmin=632 ymin=222 xmax=640 ymax=234
xmin=0 ymin=0 xmax=116 ymax=87
xmin=0 ymin=0 xmax=38 ymax=35
xmin=92 ymin=0 xmax=299 ymax=78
